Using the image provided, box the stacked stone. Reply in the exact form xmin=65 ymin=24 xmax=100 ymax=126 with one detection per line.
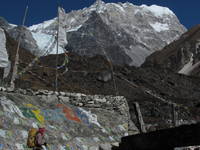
xmin=5 ymin=88 xmax=129 ymax=115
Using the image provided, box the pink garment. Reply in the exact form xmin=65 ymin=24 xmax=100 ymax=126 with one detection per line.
xmin=38 ymin=128 xmax=46 ymax=136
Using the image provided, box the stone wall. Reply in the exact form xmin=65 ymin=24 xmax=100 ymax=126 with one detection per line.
xmin=0 ymin=87 xmax=138 ymax=150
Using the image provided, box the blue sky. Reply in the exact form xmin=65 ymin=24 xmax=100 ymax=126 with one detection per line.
xmin=0 ymin=0 xmax=199 ymax=29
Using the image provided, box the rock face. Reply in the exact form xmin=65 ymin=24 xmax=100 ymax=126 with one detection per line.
xmin=0 ymin=17 xmax=13 ymax=30
xmin=117 ymin=123 xmax=200 ymax=150
xmin=143 ymin=25 xmax=200 ymax=76
xmin=28 ymin=0 xmax=186 ymax=66
xmin=0 ymin=89 xmax=136 ymax=149
xmin=7 ymin=26 xmax=41 ymax=56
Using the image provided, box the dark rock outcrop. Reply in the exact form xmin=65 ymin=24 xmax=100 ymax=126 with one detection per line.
xmin=116 ymin=123 xmax=200 ymax=150
xmin=67 ymin=11 xmax=133 ymax=66
xmin=143 ymin=25 xmax=200 ymax=76
xmin=0 ymin=17 xmax=12 ymax=30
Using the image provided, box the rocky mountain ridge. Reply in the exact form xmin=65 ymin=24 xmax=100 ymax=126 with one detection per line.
xmin=143 ymin=24 xmax=200 ymax=76
xmin=2 ymin=0 xmax=186 ymax=66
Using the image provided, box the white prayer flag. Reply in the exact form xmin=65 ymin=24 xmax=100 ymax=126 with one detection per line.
xmin=58 ymin=7 xmax=68 ymax=48
xmin=0 ymin=28 xmax=9 ymax=68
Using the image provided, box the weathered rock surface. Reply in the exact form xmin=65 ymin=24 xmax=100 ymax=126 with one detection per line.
xmin=143 ymin=24 xmax=200 ymax=77
xmin=0 ymin=17 xmax=13 ymax=30
xmin=7 ymin=26 xmax=41 ymax=56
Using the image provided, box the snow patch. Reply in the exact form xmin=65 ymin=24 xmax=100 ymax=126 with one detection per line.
xmin=179 ymin=55 xmax=200 ymax=76
xmin=178 ymin=54 xmax=194 ymax=75
xmin=69 ymin=18 xmax=75 ymax=23
xmin=141 ymin=4 xmax=174 ymax=17
xmin=89 ymin=0 xmax=106 ymax=13
xmin=150 ymin=22 xmax=169 ymax=32
xmin=29 ymin=18 xmax=56 ymax=31
xmin=122 ymin=2 xmax=134 ymax=8
xmin=31 ymin=32 xmax=64 ymax=55
xmin=66 ymin=25 xmax=82 ymax=32
xmin=9 ymin=23 xmax=17 ymax=28
xmin=31 ymin=32 xmax=53 ymax=50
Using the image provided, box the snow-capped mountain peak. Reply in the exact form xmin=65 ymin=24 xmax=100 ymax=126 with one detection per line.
xmin=140 ymin=4 xmax=174 ymax=17
xmin=29 ymin=18 xmax=57 ymax=33
xmin=19 ymin=0 xmax=186 ymax=66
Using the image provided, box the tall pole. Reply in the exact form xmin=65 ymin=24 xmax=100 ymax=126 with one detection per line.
xmin=55 ymin=7 xmax=60 ymax=92
xmin=100 ymin=46 xmax=119 ymax=96
xmin=172 ymin=103 xmax=178 ymax=127
xmin=134 ymin=102 xmax=146 ymax=133
xmin=10 ymin=5 xmax=29 ymax=89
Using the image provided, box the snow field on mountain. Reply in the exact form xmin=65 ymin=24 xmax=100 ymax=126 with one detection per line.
xmin=26 ymin=0 xmax=185 ymax=66
xmin=150 ymin=22 xmax=169 ymax=32
xmin=31 ymin=32 xmax=64 ymax=55
xmin=141 ymin=4 xmax=174 ymax=17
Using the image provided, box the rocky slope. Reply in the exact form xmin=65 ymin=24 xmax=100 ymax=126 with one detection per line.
xmin=13 ymin=53 xmax=200 ymax=131
xmin=2 ymin=29 xmax=200 ymax=132
xmin=9 ymin=0 xmax=185 ymax=66
xmin=143 ymin=24 xmax=200 ymax=76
